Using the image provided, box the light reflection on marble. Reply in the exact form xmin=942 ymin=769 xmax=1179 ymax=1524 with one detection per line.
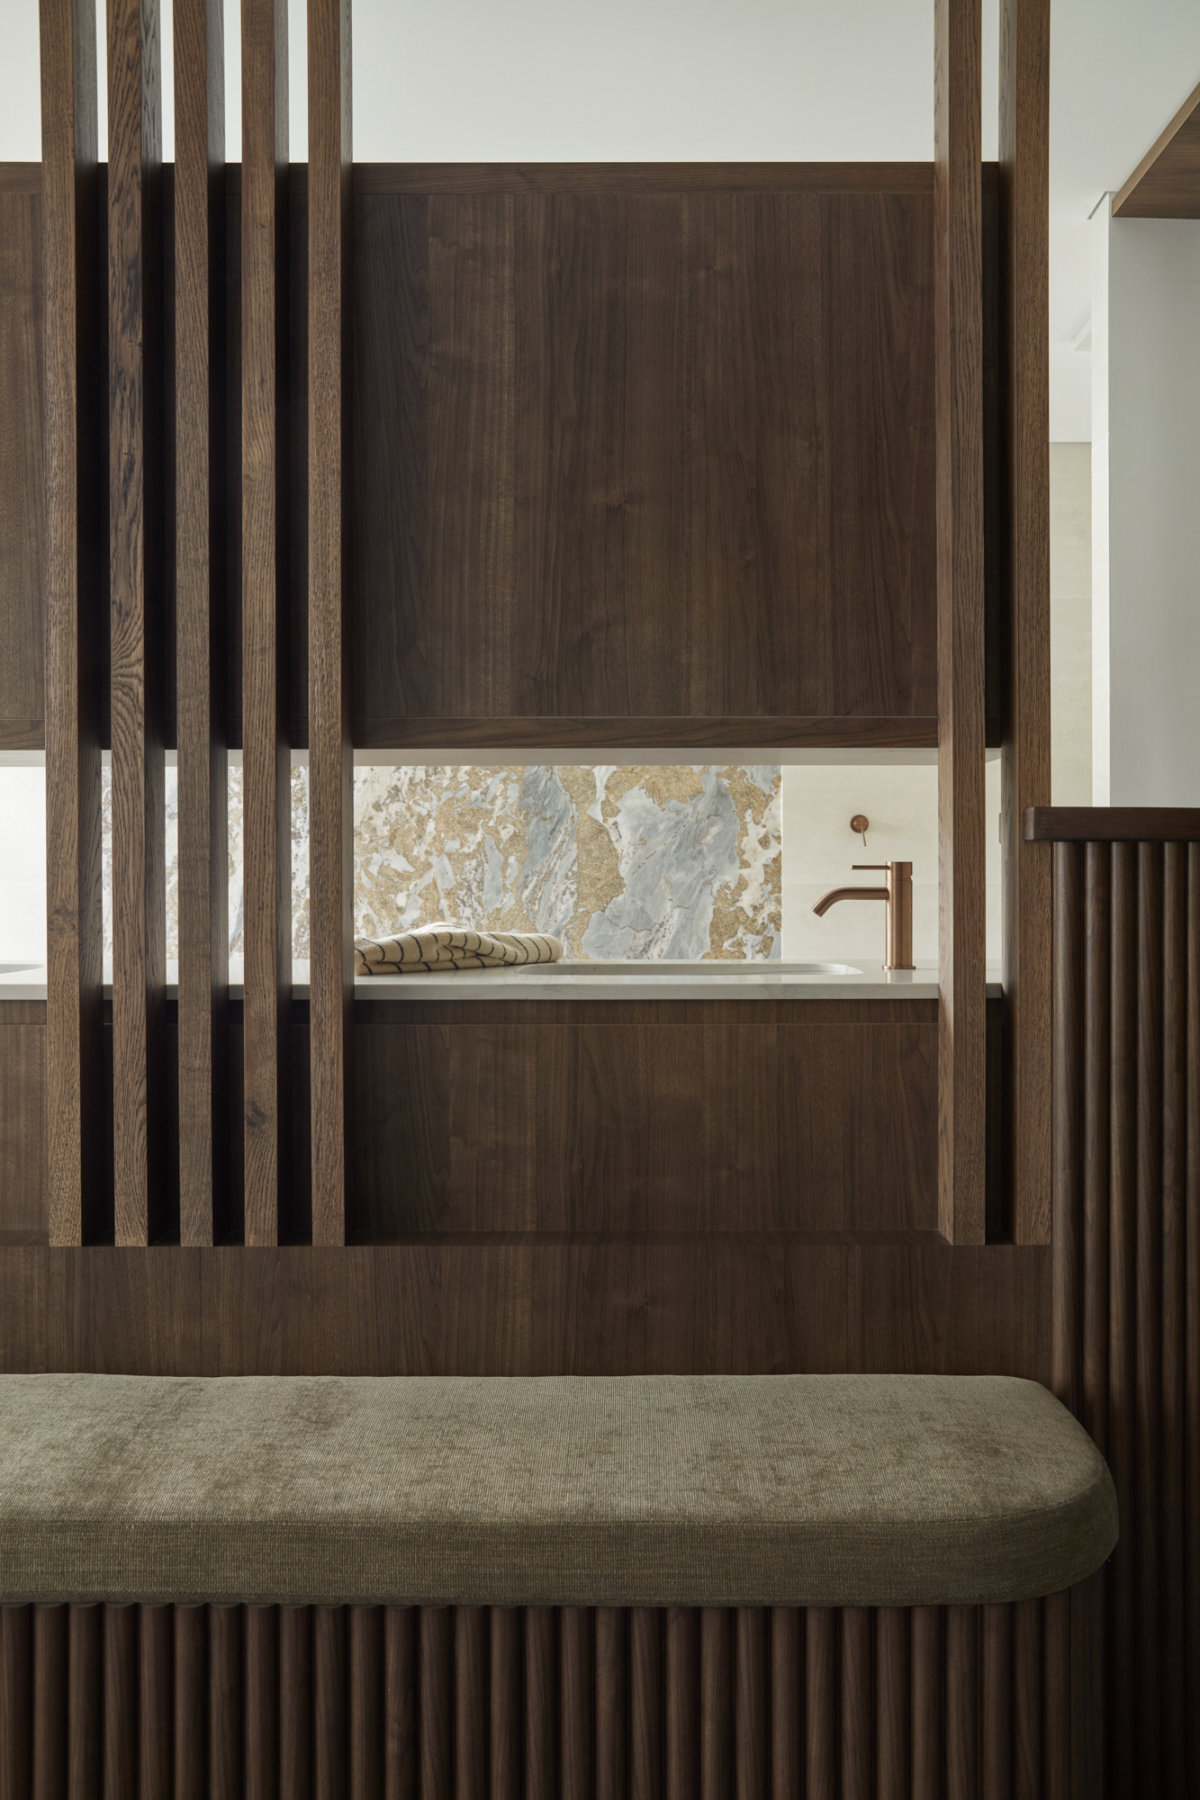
xmin=101 ymin=763 xmax=781 ymax=962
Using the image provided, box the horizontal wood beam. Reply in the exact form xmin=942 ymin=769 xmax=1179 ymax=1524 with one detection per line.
xmin=1026 ymin=806 xmax=1200 ymax=843
xmin=1112 ymin=78 xmax=1200 ymax=218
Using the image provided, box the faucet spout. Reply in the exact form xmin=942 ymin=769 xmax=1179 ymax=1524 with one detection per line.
xmin=811 ymin=886 xmax=887 ymax=918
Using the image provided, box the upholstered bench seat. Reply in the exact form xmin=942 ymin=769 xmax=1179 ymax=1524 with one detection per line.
xmin=0 ymin=1372 xmax=1116 ymax=1611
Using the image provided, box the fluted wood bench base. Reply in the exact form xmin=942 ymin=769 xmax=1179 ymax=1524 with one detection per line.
xmin=0 ymin=1591 xmax=1104 ymax=1799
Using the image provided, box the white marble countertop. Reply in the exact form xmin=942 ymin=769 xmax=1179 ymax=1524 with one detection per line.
xmin=0 ymin=960 xmax=1004 ymax=1003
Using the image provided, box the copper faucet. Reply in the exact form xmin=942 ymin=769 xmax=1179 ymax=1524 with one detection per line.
xmin=812 ymin=862 xmax=914 ymax=971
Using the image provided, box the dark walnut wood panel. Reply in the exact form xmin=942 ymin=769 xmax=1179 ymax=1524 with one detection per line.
xmin=1113 ymin=78 xmax=1200 ymax=219
xmin=0 ymin=1240 xmax=1048 ymax=1378
xmin=352 ymin=177 xmax=938 ymax=737
xmin=1027 ymin=805 xmax=1200 ymax=843
xmin=0 ymin=1594 xmax=1102 ymax=1799
xmin=355 ymin=715 xmax=942 ymax=750
xmin=0 ymin=1005 xmax=45 ymax=1243
xmin=349 ymin=1007 xmax=937 ymax=1241
xmin=355 ymin=163 xmax=939 ymax=195
xmin=0 ymin=168 xmax=45 ymax=750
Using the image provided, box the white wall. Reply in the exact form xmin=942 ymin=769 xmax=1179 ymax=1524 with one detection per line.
xmin=1092 ymin=208 xmax=1200 ymax=806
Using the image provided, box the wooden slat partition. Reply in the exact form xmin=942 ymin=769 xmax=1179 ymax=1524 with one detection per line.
xmin=174 ymin=0 xmax=227 ymax=1246
xmin=999 ymin=0 xmax=1053 ymax=1244
xmin=241 ymin=0 xmax=291 ymax=1244
xmin=307 ymin=0 xmax=353 ymax=1246
xmin=1112 ymin=78 xmax=1200 ymax=219
xmin=1043 ymin=809 xmax=1200 ymax=1795
xmin=933 ymin=0 xmax=987 ymax=1244
xmin=108 ymin=0 xmax=166 ymax=1245
xmin=39 ymin=0 xmax=103 ymax=1247
xmin=0 ymin=1598 xmax=1104 ymax=1797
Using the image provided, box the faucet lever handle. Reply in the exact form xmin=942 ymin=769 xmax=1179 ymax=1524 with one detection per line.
xmin=851 ymin=864 xmax=888 ymax=872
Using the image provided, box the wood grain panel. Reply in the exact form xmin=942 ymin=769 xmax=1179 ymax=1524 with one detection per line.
xmin=349 ymin=1012 xmax=937 ymax=1241
xmin=107 ymin=0 xmax=166 ymax=1245
xmin=0 ymin=169 xmax=45 ymax=749
xmin=0 ymin=1004 xmax=45 ymax=1240
xmin=1027 ymin=805 xmax=1200 ymax=842
xmin=352 ymin=182 xmax=936 ymax=738
xmin=1113 ymin=78 xmax=1200 ymax=218
xmin=307 ymin=0 xmax=353 ymax=1246
xmin=934 ymin=0 xmax=987 ymax=1245
xmin=353 ymin=163 xmax=938 ymax=196
xmin=999 ymin=0 xmax=1053 ymax=1244
xmin=240 ymin=0 xmax=291 ymax=1244
xmin=173 ymin=0 xmax=227 ymax=1246
xmin=38 ymin=0 xmax=104 ymax=1246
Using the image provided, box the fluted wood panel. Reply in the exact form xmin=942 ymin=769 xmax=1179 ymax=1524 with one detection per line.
xmin=306 ymin=0 xmax=353 ymax=1245
xmin=1050 ymin=828 xmax=1200 ymax=1796
xmin=173 ymin=0 xmax=227 ymax=1246
xmin=0 ymin=1598 xmax=1101 ymax=1798
xmin=38 ymin=0 xmax=104 ymax=1247
xmin=240 ymin=0 xmax=291 ymax=1244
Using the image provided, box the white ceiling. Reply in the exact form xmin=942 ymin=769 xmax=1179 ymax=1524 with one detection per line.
xmin=2 ymin=0 xmax=1198 ymax=437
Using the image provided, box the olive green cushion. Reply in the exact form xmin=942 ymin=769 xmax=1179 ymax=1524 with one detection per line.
xmin=0 ymin=1373 xmax=1116 ymax=1609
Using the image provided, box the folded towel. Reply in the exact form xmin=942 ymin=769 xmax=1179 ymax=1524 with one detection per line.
xmin=354 ymin=924 xmax=563 ymax=975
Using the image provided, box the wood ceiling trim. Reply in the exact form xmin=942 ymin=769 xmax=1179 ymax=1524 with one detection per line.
xmin=1112 ymin=78 xmax=1200 ymax=219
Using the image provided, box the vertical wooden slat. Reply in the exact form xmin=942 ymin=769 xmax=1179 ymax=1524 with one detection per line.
xmin=1082 ymin=842 xmax=1111 ymax=1455
xmin=629 ymin=1608 xmax=662 ymax=1800
xmin=839 ymin=1607 xmax=873 ymax=1800
xmin=1135 ymin=842 xmax=1164 ymax=1800
xmin=733 ymin=1609 xmax=767 ymax=1800
xmin=137 ymin=1606 xmax=172 ymax=1800
xmin=207 ymin=1607 xmax=243 ymax=1800
xmin=875 ymin=1608 xmax=909 ymax=1800
xmin=1041 ymin=1590 xmax=1070 ymax=1800
xmin=279 ymin=1605 xmax=314 ymax=1800
xmin=383 ymin=1608 xmax=417 ymax=1800
xmin=559 ymin=1608 xmax=593 ymax=1800
xmin=40 ymin=0 xmax=104 ymax=1247
xmin=1162 ymin=841 xmax=1188 ymax=1796
xmin=663 ymin=1607 xmax=699 ymax=1800
xmin=418 ymin=1608 xmax=453 ymax=1800
xmin=524 ymin=1607 xmax=557 ymax=1800
xmin=349 ymin=1606 xmax=383 ymax=1800
xmin=803 ymin=1609 xmax=838 ymax=1800
xmin=596 ymin=1607 xmax=628 ymax=1800
xmin=489 ymin=1609 xmax=524 ymax=1800
xmin=174 ymin=0 xmax=227 ymax=1245
xmin=1109 ymin=840 xmax=1137 ymax=1794
xmin=1011 ymin=1600 xmax=1042 ymax=1800
xmin=999 ymin=0 xmax=1053 ymax=1245
xmin=33 ymin=1605 xmax=69 ymax=1800
xmin=306 ymin=0 xmax=354 ymax=1244
xmin=944 ymin=1608 xmax=979 ymax=1800
xmin=0 ymin=1607 xmax=33 ymax=1800
xmin=699 ymin=1609 xmax=732 ymax=1800
xmin=102 ymin=1605 xmax=138 ymax=1800
xmin=980 ymin=1605 xmax=1012 ymax=1800
xmin=453 ymin=1608 xmax=487 ymax=1800
xmin=934 ymin=0 xmax=987 ymax=1244
xmin=68 ymin=1606 xmax=103 ymax=1800
xmin=240 ymin=0 xmax=291 ymax=1244
xmin=173 ymin=1607 xmax=207 ymax=1800
xmin=314 ymin=1605 xmax=348 ymax=1800
xmin=768 ymin=1609 xmax=801 ymax=1800
xmin=1052 ymin=841 xmax=1084 ymax=1409
xmin=244 ymin=1606 xmax=279 ymax=1800
xmin=910 ymin=1607 xmax=942 ymax=1800
xmin=108 ymin=0 xmax=166 ymax=1245
xmin=1187 ymin=845 xmax=1200 ymax=1795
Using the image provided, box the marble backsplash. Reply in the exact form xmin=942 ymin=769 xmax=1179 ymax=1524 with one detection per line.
xmin=101 ymin=764 xmax=781 ymax=963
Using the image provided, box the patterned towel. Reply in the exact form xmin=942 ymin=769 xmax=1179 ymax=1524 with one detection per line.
xmin=354 ymin=925 xmax=563 ymax=975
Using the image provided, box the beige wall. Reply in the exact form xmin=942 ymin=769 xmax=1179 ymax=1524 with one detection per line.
xmin=1051 ymin=442 xmax=1093 ymax=806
